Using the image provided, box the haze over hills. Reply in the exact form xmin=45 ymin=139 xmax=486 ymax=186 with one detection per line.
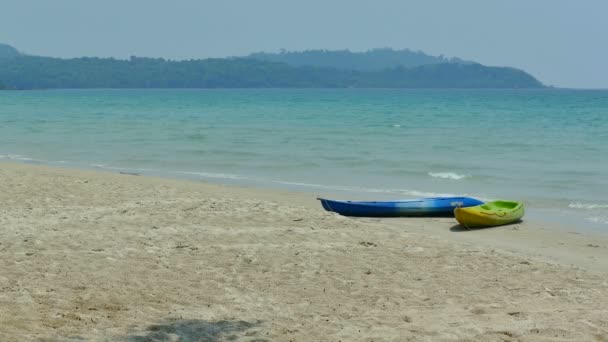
xmin=0 ymin=44 xmax=544 ymax=89
xmin=0 ymin=43 xmax=21 ymax=59
xmin=248 ymin=48 xmax=473 ymax=71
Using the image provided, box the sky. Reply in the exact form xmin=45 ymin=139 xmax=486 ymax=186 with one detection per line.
xmin=1 ymin=0 xmax=607 ymax=88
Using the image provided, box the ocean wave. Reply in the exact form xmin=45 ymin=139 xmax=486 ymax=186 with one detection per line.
xmin=177 ymin=171 xmax=248 ymax=180
xmin=568 ymin=202 xmax=608 ymax=210
xmin=428 ymin=172 xmax=469 ymax=180
xmin=91 ymin=163 xmax=126 ymax=171
xmin=0 ymin=154 xmax=35 ymax=161
xmin=587 ymin=217 xmax=608 ymax=224
xmin=273 ymin=180 xmax=460 ymax=198
xmin=273 ymin=180 xmax=380 ymax=194
xmin=400 ymin=190 xmax=461 ymax=198
xmin=89 ymin=164 xmax=249 ymax=179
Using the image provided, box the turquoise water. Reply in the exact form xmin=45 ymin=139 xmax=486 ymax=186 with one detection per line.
xmin=1 ymin=89 xmax=607 ymax=228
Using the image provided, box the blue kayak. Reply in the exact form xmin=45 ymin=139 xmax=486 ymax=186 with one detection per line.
xmin=317 ymin=197 xmax=484 ymax=217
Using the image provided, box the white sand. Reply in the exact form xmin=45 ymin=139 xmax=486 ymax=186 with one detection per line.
xmin=1 ymin=162 xmax=607 ymax=341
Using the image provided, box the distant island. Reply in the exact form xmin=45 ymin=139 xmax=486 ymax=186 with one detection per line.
xmin=0 ymin=44 xmax=544 ymax=89
xmin=247 ymin=48 xmax=475 ymax=71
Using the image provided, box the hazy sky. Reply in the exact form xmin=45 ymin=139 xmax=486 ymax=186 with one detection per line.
xmin=1 ymin=0 xmax=607 ymax=88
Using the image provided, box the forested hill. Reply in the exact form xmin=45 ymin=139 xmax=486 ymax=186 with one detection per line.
xmin=0 ymin=43 xmax=21 ymax=59
xmin=248 ymin=48 xmax=472 ymax=71
xmin=0 ymin=44 xmax=544 ymax=89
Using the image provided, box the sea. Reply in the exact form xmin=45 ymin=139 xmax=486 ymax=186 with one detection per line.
xmin=1 ymin=89 xmax=607 ymax=230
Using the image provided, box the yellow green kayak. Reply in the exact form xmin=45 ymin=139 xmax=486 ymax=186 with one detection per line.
xmin=454 ymin=200 xmax=524 ymax=228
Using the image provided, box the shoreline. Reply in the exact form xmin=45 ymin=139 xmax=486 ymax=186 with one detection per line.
xmin=1 ymin=162 xmax=607 ymax=340
xmin=3 ymin=156 xmax=607 ymax=234
xmin=3 ymin=161 xmax=608 ymax=271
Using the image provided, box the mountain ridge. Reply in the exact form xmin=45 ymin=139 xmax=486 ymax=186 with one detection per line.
xmin=0 ymin=43 xmax=21 ymax=59
xmin=247 ymin=48 xmax=474 ymax=71
xmin=0 ymin=44 xmax=544 ymax=89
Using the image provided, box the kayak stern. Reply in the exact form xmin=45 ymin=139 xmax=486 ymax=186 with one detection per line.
xmin=454 ymin=200 xmax=524 ymax=228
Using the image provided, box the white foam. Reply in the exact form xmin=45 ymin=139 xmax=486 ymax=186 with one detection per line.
xmin=91 ymin=163 xmax=125 ymax=170
xmin=274 ymin=180 xmax=372 ymax=193
xmin=401 ymin=189 xmax=460 ymax=198
xmin=428 ymin=172 xmax=469 ymax=180
xmin=587 ymin=217 xmax=608 ymax=224
xmin=177 ymin=171 xmax=247 ymax=180
xmin=568 ymin=202 xmax=608 ymax=210
xmin=0 ymin=154 xmax=35 ymax=161
xmin=275 ymin=180 xmax=328 ymax=188
xmin=273 ymin=180 xmax=460 ymax=198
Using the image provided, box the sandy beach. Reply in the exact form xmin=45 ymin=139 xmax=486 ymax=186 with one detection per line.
xmin=1 ymin=162 xmax=607 ymax=341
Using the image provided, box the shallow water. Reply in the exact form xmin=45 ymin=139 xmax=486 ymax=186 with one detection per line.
xmin=1 ymin=89 xmax=607 ymax=228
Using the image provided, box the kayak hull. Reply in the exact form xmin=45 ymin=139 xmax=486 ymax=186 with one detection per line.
xmin=318 ymin=197 xmax=484 ymax=217
xmin=454 ymin=200 xmax=524 ymax=228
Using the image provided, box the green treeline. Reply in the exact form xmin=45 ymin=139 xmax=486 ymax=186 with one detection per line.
xmin=0 ymin=43 xmax=20 ymax=59
xmin=248 ymin=48 xmax=472 ymax=71
xmin=0 ymin=46 xmax=544 ymax=89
